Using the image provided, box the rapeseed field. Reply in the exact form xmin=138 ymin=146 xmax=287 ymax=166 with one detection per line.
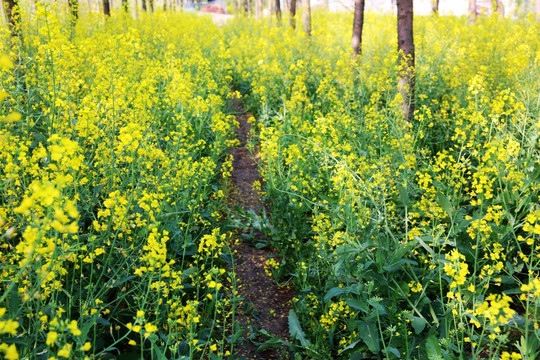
xmin=0 ymin=3 xmax=539 ymax=359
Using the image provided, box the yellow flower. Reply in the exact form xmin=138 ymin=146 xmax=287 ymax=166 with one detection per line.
xmin=0 ymin=344 xmax=19 ymax=360
xmin=3 ymin=112 xmax=22 ymax=123
xmin=144 ymin=323 xmax=158 ymax=333
xmin=57 ymin=343 xmax=72 ymax=358
xmin=474 ymin=294 xmax=515 ymax=326
xmin=0 ymin=318 xmax=19 ymax=335
xmin=521 ymin=278 xmax=540 ymax=297
xmin=46 ymin=331 xmax=58 ymax=346
xmin=67 ymin=320 xmax=81 ymax=336
xmin=0 ymin=54 xmax=14 ymax=69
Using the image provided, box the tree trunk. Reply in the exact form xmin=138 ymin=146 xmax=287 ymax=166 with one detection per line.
xmin=469 ymin=0 xmax=477 ymax=25
xmin=397 ymin=0 xmax=414 ymax=122
xmin=103 ymin=0 xmax=111 ymax=16
xmin=352 ymin=0 xmax=365 ymax=56
xmin=493 ymin=0 xmax=504 ymax=16
xmin=67 ymin=0 xmax=79 ymax=22
xmin=255 ymin=0 xmax=262 ymax=18
xmin=431 ymin=0 xmax=439 ymax=15
xmin=244 ymin=0 xmax=249 ymax=15
xmin=302 ymin=0 xmax=310 ymax=36
xmin=142 ymin=0 xmax=147 ymax=11
xmin=289 ymin=0 xmax=296 ymax=28
xmin=3 ymin=0 xmax=19 ymax=35
xmin=275 ymin=0 xmax=281 ymax=23
xmin=149 ymin=0 xmax=154 ymax=11
xmin=122 ymin=0 xmax=128 ymax=12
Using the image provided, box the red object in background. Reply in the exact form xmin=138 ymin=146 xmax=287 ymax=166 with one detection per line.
xmin=201 ymin=3 xmax=227 ymax=14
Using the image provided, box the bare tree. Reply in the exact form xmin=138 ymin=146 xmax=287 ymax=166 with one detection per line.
xmin=122 ymin=0 xmax=128 ymax=12
xmin=290 ymin=0 xmax=296 ymax=28
xmin=149 ymin=0 xmax=154 ymax=11
xmin=397 ymin=0 xmax=414 ymax=122
xmin=352 ymin=0 xmax=365 ymax=56
xmin=133 ymin=0 xmax=139 ymax=17
xmin=103 ymin=0 xmax=111 ymax=16
xmin=302 ymin=0 xmax=310 ymax=36
xmin=431 ymin=0 xmax=439 ymax=15
xmin=493 ymin=0 xmax=504 ymax=16
xmin=255 ymin=0 xmax=262 ymax=18
xmin=3 ymin=0 xmax=19 ymax=35
xmin=469 ymin=0 xmax=477 ymax=25
xmin=275 ymin=0 xmax=281 ymax=23
xmin=142 ymin=0 xmax=147 ymax=11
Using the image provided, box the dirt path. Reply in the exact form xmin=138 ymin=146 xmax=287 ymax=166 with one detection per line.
xmin=229 ymin=97 xmax=294 ymax=359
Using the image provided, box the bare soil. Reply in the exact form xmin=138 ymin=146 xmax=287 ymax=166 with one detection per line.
xmin=228 ymin=97 xmax=294 ymax=359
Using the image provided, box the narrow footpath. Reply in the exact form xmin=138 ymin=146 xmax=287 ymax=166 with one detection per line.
xmin=229 ymin=96 xmax=294 ymax=359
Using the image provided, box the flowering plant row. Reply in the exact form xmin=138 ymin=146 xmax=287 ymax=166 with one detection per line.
xmin=225 ymin=12 xmax=540 ymax=359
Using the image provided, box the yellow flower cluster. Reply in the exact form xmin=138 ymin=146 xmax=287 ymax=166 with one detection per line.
xmin=521 ymin=278 xmax=540 ymax=298
xmin=0 ymin=308 xmax=18 ymax=359
xmin=443 ymin=249 xmax=470 ymax=287
xmin=319 ymin=301 xmax=352 ymax=331
xmin=474 ymin=294 xmax=516 ymax=328
xmin=0 ymin=7 xmax=237 ymax=358
xmin=222 ymin=9 xmax=540 ymax=359
xmin=198 ymin=228 xmax=226 ymax=257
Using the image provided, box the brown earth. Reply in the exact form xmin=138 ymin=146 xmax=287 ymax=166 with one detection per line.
xmin=228 ymin=97 xmax=294 ymax=359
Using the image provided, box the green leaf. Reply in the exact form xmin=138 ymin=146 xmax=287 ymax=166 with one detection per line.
xmin=8 ymin=282 xmax=20 ymax=317
xmin=415 ymin=236 xmax=436 ymax=258
xmin=346 ymin=299 xmax=369 ymax=314
xmin=96 ymin=317 xmax=110 ymax=326
xmin=112 ymin=275 xmax=136 ymax=288
xmin=357 ymin=321 xmax=380 ymax=353
xmin=397 ymin=184 xmax=409 ymax=207
xmin=388 ymin=347 xmax=401 ymax=358
xmin=383 ymin=259 xmax=417 ymax=272
xmin=409 ymin=316 xmax=427 ymax=335
xmin=436 ymin=192 xmax=453 ymax=217
xmin=324 ymin=287 xmax=347 ymax=303
xmin=93 ymin=183 xmax=105 ymax=198
xmin=229 ymin=323 xmax=244 ymax=343
xmin=152 ymin=344 xmax=168 ymax=360
xmin=337 ymin=340 xmax=360 ymax=355
xmin=288 ymin=310 xmax=310 ymax=347
xmin=256 ymin=336 xmax=283 ymax=352
xmin=425 ymin=335 xmax=443 ymax=360
xmin=367 ymin=299 xmax=387 ymax=315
